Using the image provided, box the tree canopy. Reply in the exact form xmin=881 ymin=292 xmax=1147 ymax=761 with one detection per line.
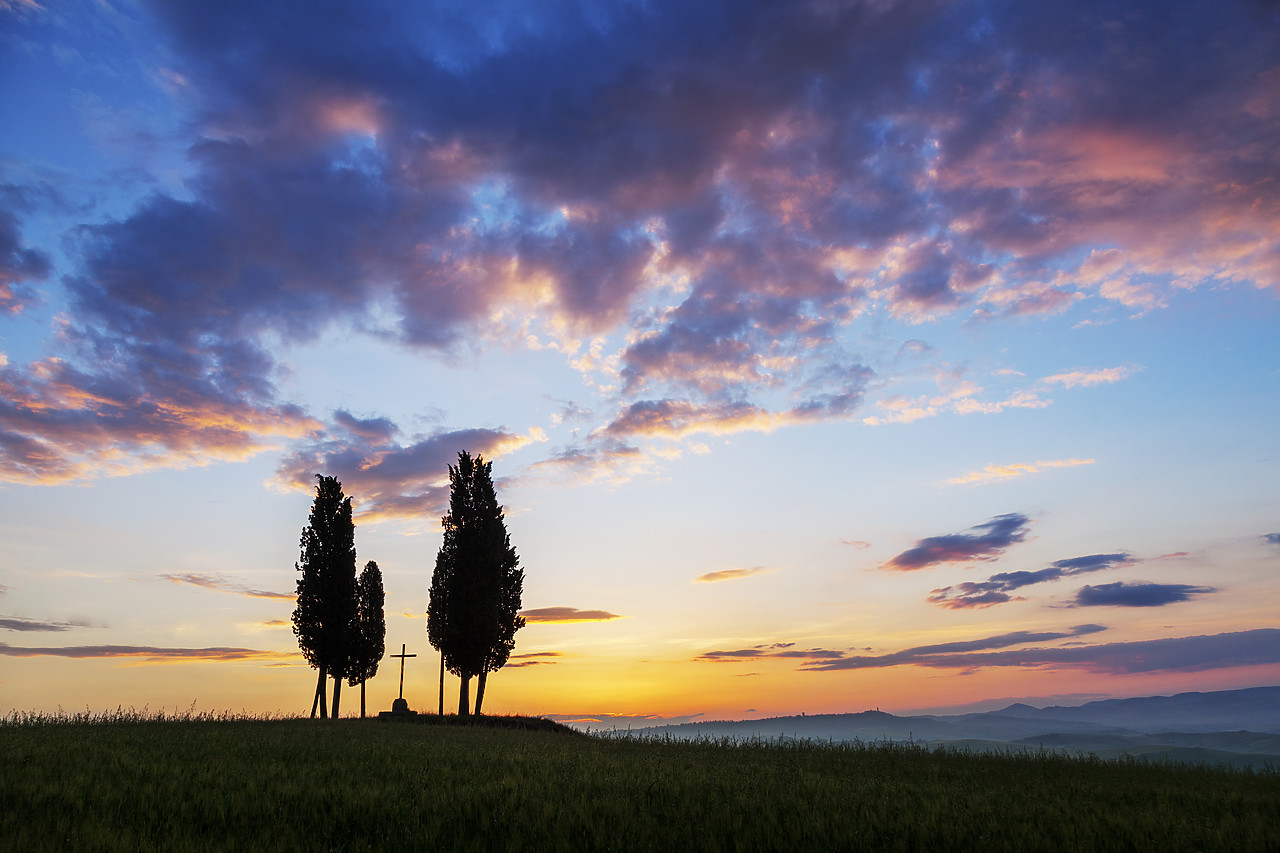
xmin=427 ymin=451 xmax=525 ymax=716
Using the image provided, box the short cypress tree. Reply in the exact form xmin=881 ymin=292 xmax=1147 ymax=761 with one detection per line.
xmin=348 ymin=560 xmax=386 ymax=719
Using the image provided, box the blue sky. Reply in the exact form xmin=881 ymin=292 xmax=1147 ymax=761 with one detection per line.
xmin=1 ymin=0 xmax=1278 ymax=722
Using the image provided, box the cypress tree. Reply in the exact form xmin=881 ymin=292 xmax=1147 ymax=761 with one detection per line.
xmin=427 ymin=451 xmax=524 ymax=717
xmin=348 ymin=560 xmax=386 ymax=719
xmin=291 ymin=474 xmax=358 ymax=719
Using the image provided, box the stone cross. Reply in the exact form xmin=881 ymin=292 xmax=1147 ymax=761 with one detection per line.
xmin=389 ymin=643 xmax=416 ymax=700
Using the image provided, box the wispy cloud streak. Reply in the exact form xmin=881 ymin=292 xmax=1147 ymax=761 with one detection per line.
xmin=803 ymin=628 xmax=1278 ymax=675
xmin=947 ymin=458 xmax=1095 ymax=486
xmin=519 ymin=607 xmax=623 ymax=624
xmin=0 ymin=616 xmax=92 ymax=632
xmin=160 ymin=573 xmax=292 ymax=601
xmin=694 ymin=567 xmax=773 ymax=583
xmin=0 ymin=642 xmax=296 ymax=662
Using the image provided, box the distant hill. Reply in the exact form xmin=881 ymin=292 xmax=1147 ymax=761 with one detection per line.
xmin=974 ymin=686 xmax=1280 ymax=733
xmin=619 ymin=686 xmax=1280 ymax=769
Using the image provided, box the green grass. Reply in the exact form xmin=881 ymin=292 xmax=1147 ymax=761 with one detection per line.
xmin=2 ymin=711 xmax=1277 ymax=852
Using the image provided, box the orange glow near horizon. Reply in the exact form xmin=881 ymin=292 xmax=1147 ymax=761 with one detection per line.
xmin=7 ymin=628 xmax=1279 ymax=721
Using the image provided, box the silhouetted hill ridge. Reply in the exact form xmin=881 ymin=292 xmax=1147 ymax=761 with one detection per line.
xmin=619 ymin=686 xmax=1280 ymax=767
xmin=984 ymin=686 xmax=1280 ymax=733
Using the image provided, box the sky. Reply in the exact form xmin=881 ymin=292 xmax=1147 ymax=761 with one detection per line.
xmin=1 ymin=0 xmax=1278 ymax=726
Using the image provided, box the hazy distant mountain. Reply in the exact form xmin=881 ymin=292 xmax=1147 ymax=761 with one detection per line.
xmin=971 ymin=686 xmax=1280 ymax=734
xmin=628 ymin=709 xmax=1127 ymax=744
xmin=620 ymin=686 xmax=1280 ymax=768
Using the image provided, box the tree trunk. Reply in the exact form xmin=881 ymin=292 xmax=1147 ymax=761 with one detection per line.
xmin=360 ymin=680 xmax=366 ymax=719
xmin=316 ymin=665 xmax=329 ymax=719
xmin=458 ymin=672 xmax=471 ymax=717
xmin=438 ymin=653 xmax=445 ymax=716
xmin=475 ymin=669 xmax=487 ymax=716
xmin=311 ymin=667 xmax=325 ymax=719
xmin=332 ymin=673 xmax=342 ymax=719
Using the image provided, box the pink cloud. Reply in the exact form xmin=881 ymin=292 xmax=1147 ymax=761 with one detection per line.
xmin=519 ymin=607 xmax=623 ymax=624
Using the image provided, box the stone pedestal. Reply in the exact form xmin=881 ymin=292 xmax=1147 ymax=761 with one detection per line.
xmin=378 ymin=697 xmax=418 ymax=719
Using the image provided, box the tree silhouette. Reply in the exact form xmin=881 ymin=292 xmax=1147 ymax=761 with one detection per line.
xmin=348 ymin=560 xmax=386 ymax=719
xmin=427 ymin=451 xmax=525 ymax=717
xmin=292 ymin=474 xmax=358 ymax=719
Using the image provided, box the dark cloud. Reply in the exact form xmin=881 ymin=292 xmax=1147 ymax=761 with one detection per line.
xmin=0 ymin=616 xmax=91 ymax=632
xmin=519 ymin=607 xmax=623 ymax=624
xmin=928 ymin=552 xmax=1133 ymax=608
xmin=805 ymin=628 xmax=1280 ymax=675
xmin=1264 ymin=533 xmax=1280 ymax=548
xmin=159 ymin=573 xmax=292 ymax=601
xmin=332 ymin=410 xmax=398 ymax=443
xmin=0 ymin=642 xmax=295 ymax=662
xmin=0 ymin=212 xmax=50 ymax=314
xmin=884 ymin=513 xmax=1031 ymax=571
xmin=505 ymin=651 xmax=563 ymax=668
xmin=274 ymin=422 xmax=531 ymax=522
xmin=1070 ymin=581 xmax=1216 ymax=608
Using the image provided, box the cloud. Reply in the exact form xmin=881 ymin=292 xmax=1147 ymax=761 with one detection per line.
xmin=598 ymin=372 xmax=873 ymax=443
xmin=861 ymin=374 xmax=1050 ymax=426
xmin=928 ymin=552 xmax=1134 ymax=609
xmin=160 ymin=573 xmax=292 ymax=601
xmin=693 ymin=642 xmax=847 ymax=663
xmin=505 ymin=651 xmax=563 ymax=668
xmin=5 ymin=0 xmax=1280 ymax=487
xmin=1070 ymin=581 xmax=1216 ymax=608
xmin=273 ymin=421 xmax=535 ymax=522
xmin=529 ymin=439 xmax=649 ymax=487
xmin=0 ymin=616 xmax=92 ymax=632
xmin=883 ymin=513 xmax=1031 ymax=571
xmin=947 ymin=458 xmax=1094 ymax=486
xmin=803 ymin=628 xmax=1279 ymax=676
xmin=840 ymin=539 xmax=872 ymax=550
xmin=519 ymin=607 xmax=623 ymax=624
xmin=1263 ymin=533 xmax=1280 ymax=548
xmin=694 ymin=566 xmax=772 ymax=583
xmin=1040 ymin=367 xmax=1136 ymax=389
xmin=0 ymin=642 xmax=296 ymax=662
xmin=0 ymin=351 xmax=322 ymax=485
xmin=699 ymin=626 xmax=1113 ymax=667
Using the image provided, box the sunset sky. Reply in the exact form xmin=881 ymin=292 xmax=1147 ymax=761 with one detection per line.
xmin=2 ymin=0 xmax=1278 ymax=726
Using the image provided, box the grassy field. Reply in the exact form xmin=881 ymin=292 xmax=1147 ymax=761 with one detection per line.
xmin=2 ymin=711 xmax=1277 ymax=852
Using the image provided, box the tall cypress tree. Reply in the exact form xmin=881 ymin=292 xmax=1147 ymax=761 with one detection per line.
xmin=427 ymin=451 xmax=524 ymax=717
xmin=348 ymin=560 xmax=386 ymax=719
xmin=292 ymin=475 xmax=358 ymax=719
